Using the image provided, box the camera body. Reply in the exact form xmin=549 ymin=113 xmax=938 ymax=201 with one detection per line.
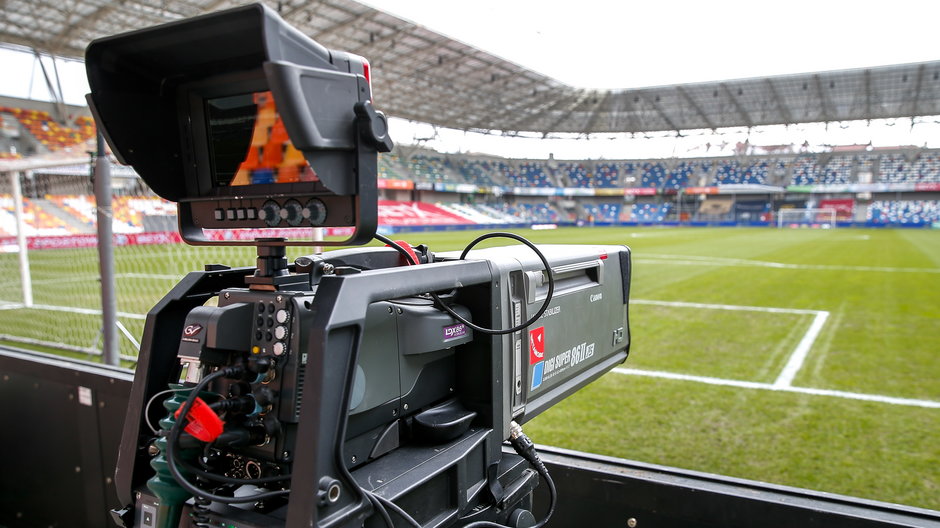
xmin=87 ymin=5 xmax=631 ymax=527
xmin=126 ymin=242 xmax=629 ymax=527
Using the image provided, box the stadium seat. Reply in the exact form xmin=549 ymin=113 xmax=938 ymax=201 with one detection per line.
xmin=628 ymin=203 xmax=671 ymax=222
xmin=866 ymin=200 xmax=940 ymax=224
xmin=640 ymin=162 xmax=667 ymax=188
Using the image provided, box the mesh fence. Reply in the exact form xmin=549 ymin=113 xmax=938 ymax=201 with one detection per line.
xmin=0 ymin=170 xmax=284 ymax=365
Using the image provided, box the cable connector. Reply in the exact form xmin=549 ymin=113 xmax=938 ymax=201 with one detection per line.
xmin=460 ymin=422 xmax=557 ymax=528
xmin=220 ymin=365 xmax=245 ymax=378
xmin=507 ymin=421 xmax=537 ymax=461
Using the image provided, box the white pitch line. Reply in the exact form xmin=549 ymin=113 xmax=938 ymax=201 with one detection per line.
xmin=28 ymin=303 xmax=147 ymax=320
xmin=773 ymin=310 xmax=830 ymax=388
xmin=631 ymin=298 xmax=821 ymax=315
xmin=632 ymin=300 xmax=827 ymax=385
xmin=613 ymin=368 xmax=940 ymax=409
xmin=0 ymin=273 xmax=181 ymax=291
xmin=638 ymin=254 xmax=940 ymax=274
xmin=634 ymin=299 xmax=829 ymax=386
xmin=116 ymin=273 xmax=185 ymax=280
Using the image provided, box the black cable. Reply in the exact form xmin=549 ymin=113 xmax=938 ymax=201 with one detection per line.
xmin=462 ymin=423 xmax=557 ymax=528
xmin=144 ymin=387 xmax=188 ymax=434
xmin=374 ymin=232 xmax=555 ymax=335
xmin=366 ymin=490 xmax=421 ymax=528
xmin=351 ymin=425 xmax=557 ymax=528
xmin=165 ymin=367 xmax=291 ymax=504
xmin=178 ymin=458 xmax=292 ymax=486
xmin=362 ymin=489 xmax=396 ymax=528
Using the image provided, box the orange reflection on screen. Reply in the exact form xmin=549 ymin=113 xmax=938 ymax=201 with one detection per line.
xmin=232 ymin=91 xmax=318 ymax=186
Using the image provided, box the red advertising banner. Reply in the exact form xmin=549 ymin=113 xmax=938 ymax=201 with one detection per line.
xmin=684 ymin=187 xmax=720 ymax=195
xmin=819 ymin=199 xmax=855 ymax=219
xmin=378 ymin=179 xmax=415 ymax=190
xmin=377 ymin=201 xmax=470 ymax=226
xmin=0 ymin=227 xmax=356 ymax=251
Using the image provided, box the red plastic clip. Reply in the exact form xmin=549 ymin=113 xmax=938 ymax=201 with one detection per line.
xmin=174 ymin=397 xmax=224 ymax=442
xmin=386 ymin=240 xmax=421 ymax=266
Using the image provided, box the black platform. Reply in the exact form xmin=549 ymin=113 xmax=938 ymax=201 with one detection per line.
xmin=1 ymin=347 xmax=937 ymax=528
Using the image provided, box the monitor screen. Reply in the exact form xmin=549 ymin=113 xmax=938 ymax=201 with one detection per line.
xmin=207 ymin=91 xmax=318 ymax=187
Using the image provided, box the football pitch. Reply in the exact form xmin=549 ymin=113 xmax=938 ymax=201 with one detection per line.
xmin=0 ymin=226 xmax=938 ymax=509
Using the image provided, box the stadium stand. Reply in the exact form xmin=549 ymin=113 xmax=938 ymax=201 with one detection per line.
xmin=407 ymin=154 xmax=460 ymax=183
xmin=0 ymin=195 xmax=78 ymax=236
xmin=473 ymin=203 xmax=526 ymax=224
xmin=855 ymin=154 xmax=877 ymax=182
xmin=486 ymin=201 xmax=558 ymax=222
xmin=582 ymin=202 xmax=622 ymax=223
xmin=515 ymin=202 xmax=559 ymax=222
xmin=712 ymin=159 xmax=782 ymax=185
xmin=555 ymin=161 xmax=621 ymax=188
xmin=0 ymin=106 xmax=95 ymax=151
xmin=593 ymin=163 xmax=621 ymax=188
xmin=867 ymin=200 xmax=940 ymax=225
xmin=791 ymin=154 xmax=854 ymax=185
xmin=456 ymin=159 xmax=500 ymax=186
xmin=511 ymin=161 xmax=552 ymax=188
xmin=493 ymin=161 xmax=515 ymax=186
xmin=630 ymin=203 xmax=671 ymax=223
xmin=639 ymin=162 xmax=667 ymax=188
xmin=9 ymin=143 xmax=940 ymax=236
xmin=664 ymin=161 xmax=694 ymax=190
xmin=879 ymin=153 xmax=940 ymax=183
xmin=378 ymin=154 xmax=409 ymax=181
xmin=47 ymin=194 xmax=95 ymax=227
xmin=108 ymin=196 xmax=176 ymax=233
xmin=560 ymin=162 xmax=590 ymax=187
xmin=436 ymin=202 xmax=508 ymax=224
xmin=907 ymin=152 xmax=940 ymax=183
xmin=620 ymin=162 xmax=639 ymax=187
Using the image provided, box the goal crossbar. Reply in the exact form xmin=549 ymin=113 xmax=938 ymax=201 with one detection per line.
xmin=776 ymin=208 xmax=838 ymax=228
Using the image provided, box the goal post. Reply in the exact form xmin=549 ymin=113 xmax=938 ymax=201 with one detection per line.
xmin=776 ymin=208 xmax=838 ymax=228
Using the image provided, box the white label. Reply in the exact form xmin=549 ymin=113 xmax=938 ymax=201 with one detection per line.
xmin=78 ymin=386 xmax=93 ymax=407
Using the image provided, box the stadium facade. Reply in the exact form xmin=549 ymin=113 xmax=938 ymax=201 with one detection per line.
xmin=1 ymin=91 xmax=939 ymax=242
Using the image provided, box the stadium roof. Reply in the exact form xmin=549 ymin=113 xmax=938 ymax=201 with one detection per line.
xmin=4 ymin=0 xmax=940 ymax=136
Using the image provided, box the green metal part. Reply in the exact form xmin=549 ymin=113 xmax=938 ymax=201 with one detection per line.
xmin=146 ymin=385 xmax=199 ymax=528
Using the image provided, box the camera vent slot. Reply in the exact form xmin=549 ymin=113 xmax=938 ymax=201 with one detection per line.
xmin=525 ymin=259 xmax=603 ymax=304
xmin=294 ymin=366 xmax=305 ymax=419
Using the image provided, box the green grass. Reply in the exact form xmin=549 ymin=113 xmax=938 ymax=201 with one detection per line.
xmin=1 ymin=226 xmax=938 ymax=509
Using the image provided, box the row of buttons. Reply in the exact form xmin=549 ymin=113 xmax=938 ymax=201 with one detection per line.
xmin=214 ymin=207 xmax=257 ymax=221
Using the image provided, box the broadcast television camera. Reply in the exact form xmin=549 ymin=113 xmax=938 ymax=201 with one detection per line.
xmin=86 ymin=5 xmax=631 ymax=527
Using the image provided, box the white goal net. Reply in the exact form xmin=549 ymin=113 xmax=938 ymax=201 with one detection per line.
xmin=776 ymin=208 xmax=838 ymax=228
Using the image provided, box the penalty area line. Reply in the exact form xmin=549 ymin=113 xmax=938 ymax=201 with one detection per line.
xmin=638 ymin=254 xmax=940 ymax=274
xmin=612 ymin=368 xmax=940 ymax=409
xmin=632 ymin=299 xmax=829 ymax=390
xmin=773 ymin=310 xmax=829 ymax=388
xmin=631 ymin=299 xmax=822 ymax=315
